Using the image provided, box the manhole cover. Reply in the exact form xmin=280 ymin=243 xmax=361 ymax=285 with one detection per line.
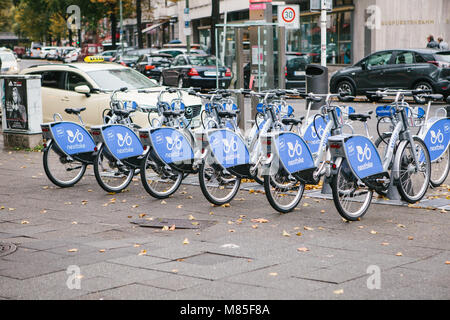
xmin=0 ymin=243 xmax=17 ymax=257
xmin=131 ymin=218 xmax=216 ymax=230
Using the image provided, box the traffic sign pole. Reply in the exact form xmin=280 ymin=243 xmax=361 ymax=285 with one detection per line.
xmin=321 ymin=0 xmax=327 ymax=67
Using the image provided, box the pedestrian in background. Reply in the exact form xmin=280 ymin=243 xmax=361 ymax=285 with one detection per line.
xmin=426 ymin=35 xmax=440 ymax=49
xmin=437 ymin=37 xmax=449 ymax=50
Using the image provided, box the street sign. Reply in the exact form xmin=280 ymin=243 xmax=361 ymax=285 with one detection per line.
xmin=278 ymin=5 xmax=299 ymax=29
xmin=310 ymin=0 xmax=332 ymax=11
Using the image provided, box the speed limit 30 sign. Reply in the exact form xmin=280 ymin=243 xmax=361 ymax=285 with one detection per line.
xmin=278 ymin=5 xmax=300 ymax=29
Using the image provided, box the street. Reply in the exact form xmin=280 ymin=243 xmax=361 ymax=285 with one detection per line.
xmin=0 ymin=93 xmax=449 ymax=300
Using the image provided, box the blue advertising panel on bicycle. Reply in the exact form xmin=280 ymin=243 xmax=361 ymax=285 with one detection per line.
xmin=151 ymin=127 xmax=194 ymax=164
xmin=423 ymin=118 xmax=450 ymax=161
xmin=276 ymin=132 xmax=315 ymax=174
xmin=302 ymin=116 xmax=328 ymax=154
xmin=208 ymin=129 xmax=250 ymax=169
xmin=376 ymin=106 xmax=396 ymax=118
xmin=102 ymin=125 xmax=144 ymax=160
xmin=344 ymin=136 xmax=384 ymax=179
xmin=51 ymin=122 xmax=96 ymax=155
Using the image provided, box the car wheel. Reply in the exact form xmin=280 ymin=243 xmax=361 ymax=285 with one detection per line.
xmin=178 ymin=77 xmax=184 ymax=88
xmin=337 ymin=80 xmax=355 ymax=101
xmin=413 ymin=81 xmax=433 ymax=104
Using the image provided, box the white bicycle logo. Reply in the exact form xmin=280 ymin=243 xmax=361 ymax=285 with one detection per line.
xmin=117 ymin=132 xmax=132 ymax=147
xmin=223 ymin=137 xmax=238 ymax=154
xmin=287 ymin=140 xmax=302 ymax=158
xmin=311 ymin=125 xmax=325 ymax=139
xmin=66 ymin=129 xmax=83 ymax=143
xmin=166 ymin=135 xmax=182 ymax=151
xmin=356 ymin=143 xmax=372 ymax=162
xmin=430 ymin=130 xmax=444 ymax=144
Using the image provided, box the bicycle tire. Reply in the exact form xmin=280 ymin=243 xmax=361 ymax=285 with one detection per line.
xmin=263 ymin=172 xmax=304 ymax=213
xmin=140 ymin=150 xmax=183 ymax=199
xmin=330 ymin=159 xmax=373 ymax=221
xmin=43 ymin=143 xmax=87 ymax=188
xmin=198 ymin=161 xmax=241 ymax=206
xmin=93 ymin=147 xmax=134 ymax=193
xmin=395 ymin=136 xmax=431 ymax=203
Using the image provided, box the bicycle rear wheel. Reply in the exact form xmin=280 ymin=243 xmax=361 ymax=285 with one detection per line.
xmin=140 ymin=151 xmax=183 ymax=199
xmin=396 ymin=136 xmax=431 ymax=203
xmin=198 ymin=162 xmax=241 ymax=206
xmin=43 ymin=143 xmax=86 ymax=188
xmin=331 ymin=159 xmax=373 ymax=221
xmin=263 ymin=168 xmax=304 ymax=214
xmin=430 ymin=148 xmax=449 ymax=187
xmin=93 ymin=147 xmax=134 ymax=193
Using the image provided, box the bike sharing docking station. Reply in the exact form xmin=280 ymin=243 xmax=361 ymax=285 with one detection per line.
xmin=0 ymin=75 xmax=43 ymax=149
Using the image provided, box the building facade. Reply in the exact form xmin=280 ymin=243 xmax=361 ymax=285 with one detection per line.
xmin=146 ymin=0 xmax=450 ymax=65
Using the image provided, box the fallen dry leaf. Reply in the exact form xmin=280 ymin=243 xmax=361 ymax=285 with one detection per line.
xmin=333 ymin=289 xmax=344 ymax=295
xmin=138 ymin=249 xmax=147 ymax=256
xmin=21 ymin=220 xmax=29 ymax=224
xmin=282 ymin=230 xmax=291 ymax=237
xmin=304 ymin=226 xmax=314 ymax=231
xmin=370 ymin=230 xmax=378 ymax=235
xmin=139 ymin=213 xmax=146 ymax=218
xmin=269 ymin=272 xmax=278 ymax=276
xmin=396 ymin=252 xmax=403 ymax=256
xmin=188 ymin=214 xmax=195 ymax=220
xmin=408 ymin=236 xmax=414 ymax=240
xmin=169 ymin=225 xmax=176 ymax=231
xmin=297 ymin=247 xmax=309 ymax=252
xmin=177 ymin=205 xmax=183 ymax=209
xmin=99 ymin=249 xmax=106 ymax=253
xmin=183 ymin=238 xmax=189 ymax=245
xmin=161 ymin=200 xmax=167 ymax=205
xmin=251 ymin=225 xmax=258 ymax=229
xmin=229 ymin=229 xmax=236 ymax=233
xmin=296 ymin=232 xmax=302 ymax=236
xmin=445 ymin=261 xmax=450 ymax=265
xmin=133 ymin=244 xmax=141 ymax=248
xmin=132 ymin=205 xmax=139 ymax=208
xmin=381 ymin=242 xmax=389 ymax=246
xmin=161 ymin=226 xmax=169 ymax=231
xmin=68 ymin=248 xmax=78 ymax=253
xmin=251 ymin=218 xmax=269 ymax=223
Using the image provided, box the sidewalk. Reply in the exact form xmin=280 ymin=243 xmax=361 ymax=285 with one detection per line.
xmin=0 ymin=130 xmax=449 ymax=300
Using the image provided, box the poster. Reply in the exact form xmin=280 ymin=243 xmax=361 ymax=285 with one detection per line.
xmin=5 ymin=79 xmax=28 ymax=130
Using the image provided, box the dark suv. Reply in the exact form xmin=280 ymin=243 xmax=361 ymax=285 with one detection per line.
xmin=330 ymin=49 xmax=450 ymax=102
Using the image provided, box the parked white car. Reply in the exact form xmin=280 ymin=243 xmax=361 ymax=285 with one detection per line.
xmin=0 ymin=49 xmax=20 ymax=74
xmin=39 ymin=47 xmax=55 ymax=59
xmin=64 ymin=48 xmax=80 ymax=63
xmin=20 ymin=62 xmax=203 ymax=128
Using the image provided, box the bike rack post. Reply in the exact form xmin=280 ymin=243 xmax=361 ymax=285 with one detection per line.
xmin=386 ymin=178 xmax=402 ymax=201
xmin=321 ymin=177 xmax=332 ymax=194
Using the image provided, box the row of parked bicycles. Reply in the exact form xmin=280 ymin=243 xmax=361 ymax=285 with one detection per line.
xmin=40 ymin=86 xmax=450 ymax=221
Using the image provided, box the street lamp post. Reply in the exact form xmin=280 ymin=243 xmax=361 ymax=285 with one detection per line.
xmin=185 ymin=0 xmax=190 ymax=53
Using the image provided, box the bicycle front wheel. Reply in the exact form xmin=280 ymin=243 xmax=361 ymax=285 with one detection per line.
xmin=430 ymin=148 xmax=449 ymax=188
xmin=43 ymin=143 xmax=86 ymax=188
xmin=396 ymin=136 xmax=431 ymax=203
xmin=198 ymin=162 xmax=241 ymax=206
xmin=331 ymin=159 xmax=373 ymax=221
xmin=140 ymin=151 xmax=183 ymax=199
xmin=263 ymin=169 xmax=305 ymax=214
xmin=93 ymin=147 xmax=134 ymax=193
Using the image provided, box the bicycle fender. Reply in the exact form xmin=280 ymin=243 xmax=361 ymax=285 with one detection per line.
xmin=421 ymin=118 xmax=450 ymax=162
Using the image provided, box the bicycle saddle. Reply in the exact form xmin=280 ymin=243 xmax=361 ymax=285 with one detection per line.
xmin=163 ymin=110 xmax=183 ymax=117
xmin=65 ymin=107 xmax=86 ymax=115
xmin=218 ymin=110 xmax=238 ymax=118
xmin=349 ymin=111 xmax=373 ymax=122
xmin=420 ymin=94 xmax=443 ymax=102
xmin=281 ymin=116 xmax=304 ymax=126
xmin=113 ymin=109 xmax=134 ymax=117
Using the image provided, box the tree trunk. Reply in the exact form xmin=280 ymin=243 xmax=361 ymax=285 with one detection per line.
xmin=210 ymin=0 xmax=220 ymax=56
xmin=111 ymin=13 xmax=117 ymax=49
xmin=136 ymin=0 xmax=143 ymax=49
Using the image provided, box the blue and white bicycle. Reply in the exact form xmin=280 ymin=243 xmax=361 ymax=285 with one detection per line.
xmin=327 ymin=89 xmax=432 ymax=220
xmin=373 ymin=90 xmax=449 ymax=188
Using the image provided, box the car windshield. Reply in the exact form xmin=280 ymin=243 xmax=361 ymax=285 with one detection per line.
xmin=435 ymin=52 xmax=450 ymax=63
xmin=0 ymin=53 xmax=15 ymax=62
xmin=88 ymin=68 xmax=158 ymax=90
xmin=189 ymin=56 xmax=221 ymax=66
xmin=286 ymin=55 xmax=310 ymax=70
